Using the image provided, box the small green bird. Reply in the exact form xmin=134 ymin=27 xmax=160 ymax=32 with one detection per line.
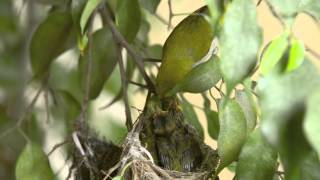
xmin=156 ymin=7 xmax=215 ymax=97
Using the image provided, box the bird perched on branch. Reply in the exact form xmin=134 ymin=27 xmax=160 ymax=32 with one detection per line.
xmin=156 ymin=6 xmax=216 ymax=97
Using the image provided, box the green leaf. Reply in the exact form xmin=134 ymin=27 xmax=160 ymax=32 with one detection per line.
xmin=49 ymin=61 xmax=82 ymax=100
xmin=71 ymin=0 xmax=86 ymax=33
xmin=217 ymin=99 xmax=247 ymax=171
xmin=112 ymin=176 xmax=123 ymax=180
xmin=286 ymin=38 xmax=305 ymax=72
xmin=260 ymin=33 xmax=289 ymax=75
xmin=169 ymin=56 xmax=221 ymax=95
xmin=304 ymin=89 xmax=320 ymax=159
xmin=30 ymin=11 xmax=75 ymax=78
xmin=34 ymin=0 xmax=64 ymax=5
xmin=219 ymin=0 xmax=262 ymax=92
xmin=258 ymin=60 xmax=320 ymax=179
xmin=181 ymin=97 xmax=204 ymax=139
xmin=140 ymin=0 xmax=160 ymax=13
xmin=300 ymin=0 xmax=320 ymax=21
xmin=80 ymin=0 xmax=102 ymax=34
xmin=116 ymin=0 xmax=141 ymax=43
xmin=202 ymin=94 xmax=220 ymax=140
xmin=79 ymin=27 xmax=118 ymax=99
xmin=235 ymin=90 xmax=257 ymax=133
xmin=236 ymin=129 xmax=278 ymax=180
xmin=15 ymin=142 xmax=54 ymax=180
xmin=301 ymin=151 xmax=320 ymax=180
xmin=206 ymin=0 xmax=224 ymax=28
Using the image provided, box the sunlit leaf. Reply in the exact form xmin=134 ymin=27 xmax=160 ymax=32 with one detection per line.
xmin=112 ymin=176 xmax=123 ymax=180
xmin=168 ymin=56 xmax=221 ymax=95
xmin=80 ymin=0 xmax=102 ymax=34
xmin=236 ymin=129 xmax=278 ymax=180
xmin=286 ymin=38 xmax=305 ymax=72
xmin=15 ymin=142 xmax=54 ymax=180
xmin=116 ymin=0 xmax=141 ymax=43
xmin=79 ymin=27 xmax=118 ymax=99
xmin=202 ymin=94 xmax=219 ymax=140
xmin=304 ymin=89 xmax=320 ymax=159
xmin=219 ymin=0 xmax=262 ymax=92
xmin=218 ymin=99 xmax=247 ymax=171
xmin=260 ymin=33 xmax=289 ymax=75
xmin=235 ymin=90 xmax=257 ymax=133
xmin=181 ymin=97 xmax=204 ymax=139
xmin=30 ymin=11 xmax=75 ymax=78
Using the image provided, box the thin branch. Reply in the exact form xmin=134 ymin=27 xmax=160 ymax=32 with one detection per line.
xmin=306 ymin=45 xmax=320 ymax=60
xmin=154 ymin=13 xmax=173 ymax=29
xmin=117 ymin=47 xmax=133 ymax=130
xmin=168 ymin=0 xmax=173 ymax=30
xmin=257 ymin=0 xmax=263 ymax=6
xmin=265 ymin=0 xmax=285 ymax=27
xmin=144 ymin=58 xmax=162 ymax=63
xmin=128 ymin=80 xmax=148 ymax=89
xmin=47 ymin=139 xmax=70 ymax=156
xmin=44 ymin=88 xmax=50 ymax=124
xmin=100 ymin=7 xmax=156 ymax=94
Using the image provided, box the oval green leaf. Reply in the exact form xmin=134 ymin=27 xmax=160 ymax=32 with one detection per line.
xmin=304 ymin=90 xmax=320 ymax=159
xmin=260 ymin=33 xmax=289 ymax=75
xmin=219 ymin=0 xmax=262 ymax=92
xmin=30 ymin=11 xmax=75 ymax=78
xmin=286 ymin=38 xmax=305 ymax=72
xmin=15 ymin=142 xmax=54 ymax=180
xmin=172 ymin=56 xmax=221 ymax=94
xmin=79 ymin=27 xmax=118 ymax=100
xmin=80 ymin=0 xmax=102 ymax=34
xmin=217 ymin=99 xmax=247 ymax=171
xmin=202 ymin=94 xmax=220 ymax=140
xmin=116 ymin=0 xmax=141 ymax=43
xmin=236 ymin=129 xmax=278 ymax=180
xmin=235 ymin=90 xmax=257 ymax=133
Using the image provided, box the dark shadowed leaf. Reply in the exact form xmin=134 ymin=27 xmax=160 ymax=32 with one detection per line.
xmin=116 ymin=0 xmax=141 ymax=43
xmin=79 ymin=27 xmax=118 ymax=99
xmin=168 ymin=56 xmax=221 ymax=95
xmin=235 ymin=90 xmax=257 ymax=133
xmin=202 ymin=94 xmax=219 ymax=140
xmin=71 ymin=0 xmax=86 ymax=33
xmin=236 ymin=129 xmax=278 ymax=180
xmin=286 ymin=38 xmax=305 ymax=72
xmin=15 ymin=142 xmax=54 ymax=180
xmin=30 ymin=11 xmax=75 ymax=78
xmin=181 ymin=97 xmax=204 ymax=139
xmin=301 ymin=151 xmax=320 ymax=179
xmin=217 ymin=99 xmax=247 ymax=171
xmin=304 ymin=89 xmax=320 ymax=159
xmin=140 ymin=0 xmax=160 ymax=13
xmin=260 ymin=32 xmax=289 ymax=75
xmin=219 ymin=0 xmax=262 ymax=92
xmin=80 ymin=0 xmax=102 ymax=34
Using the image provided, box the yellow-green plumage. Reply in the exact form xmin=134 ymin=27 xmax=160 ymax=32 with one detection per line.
xmin=156 ymin=7 xmax=214 ymax=97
